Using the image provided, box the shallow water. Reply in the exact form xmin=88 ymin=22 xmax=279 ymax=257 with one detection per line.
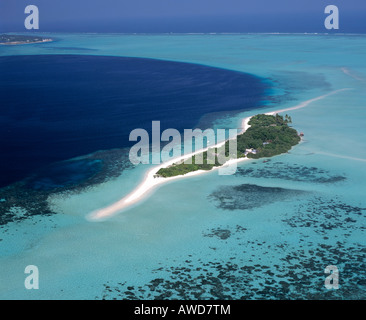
xmin=0 ymin=33 xmax=365 ymax=300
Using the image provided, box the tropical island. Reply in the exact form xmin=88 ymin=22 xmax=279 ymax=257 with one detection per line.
xmin=89 ymin=90 xmax=346 ymax=221
xmin=0 ymin=34 xmax=52 ymax=45
xmin=156 ymin=114 xmax=301 ymax=178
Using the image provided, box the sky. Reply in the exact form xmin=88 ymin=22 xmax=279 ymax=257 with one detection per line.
xmin=1 ymin=0 xmax=366 ymax=33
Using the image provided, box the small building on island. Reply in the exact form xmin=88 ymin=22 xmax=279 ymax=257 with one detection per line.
xmin=245 ymin=148 xmax=257 ymax=155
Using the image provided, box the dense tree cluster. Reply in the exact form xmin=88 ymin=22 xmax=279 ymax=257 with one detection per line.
xmin=157 ymin=114 xmax=300 ymax=178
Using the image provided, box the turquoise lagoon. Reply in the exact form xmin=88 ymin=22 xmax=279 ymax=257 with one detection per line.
xmin=0 ymin=34 xmax=365 ymax=299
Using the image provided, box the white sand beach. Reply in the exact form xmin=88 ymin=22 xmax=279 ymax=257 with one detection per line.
xmin=87 ymin=88 xmax=350 ymax=221
xmin=0 ymin=39 xmax=53 ymax=45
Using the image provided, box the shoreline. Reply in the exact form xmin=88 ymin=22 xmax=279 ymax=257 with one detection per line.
xmin=87 ymin=88 xmax=350 ymax=221
xmin=88 ymin=116 xmax=252 ymax=220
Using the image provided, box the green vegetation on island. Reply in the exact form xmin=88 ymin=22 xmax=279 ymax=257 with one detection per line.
xmin=157 ymin=113 xmax=301 ymax=178
xmin=0 ymin=34 xmax=52 ymax=45
xmin=239 ymin=113 xmax=300 ymax=159
xmin=157 ymin=151 xmax=223 ymax=178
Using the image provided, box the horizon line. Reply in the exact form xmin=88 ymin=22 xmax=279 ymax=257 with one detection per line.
xmin=3 ymin=31 xmax=366 ymax=36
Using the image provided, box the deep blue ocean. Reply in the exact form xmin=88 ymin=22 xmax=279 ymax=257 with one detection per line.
xmin=0 ymin=54 xmax=268 ymax=188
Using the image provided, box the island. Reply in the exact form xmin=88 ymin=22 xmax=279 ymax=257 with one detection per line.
xmin=156 ymin=113 xmax=301 ymax=178
xmin=0 ymin=34 xmax=52 ymax=45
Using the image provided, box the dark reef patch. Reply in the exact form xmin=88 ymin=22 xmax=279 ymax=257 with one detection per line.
xmin=235 ymin=161 xmax=346 ymax=184
xmin=203 ymin=225 xmax=247 ymax=240
xmin=208 ymin=183 xmax=308 ymax=211
xmin=0 ymin=148 xmax=133 ymax=226
xmin=203 ymin=228 xmax=231 ymax=240
xmin=97 ymin=242 xmax=366 ymax=300
xmin=25 ymin=159 xmax=103 ymax=191
xmin=283 ymin=196 xmax=366 ymax=236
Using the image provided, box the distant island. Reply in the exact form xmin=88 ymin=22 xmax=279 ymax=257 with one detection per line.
xmin=0 ymin=34 xmax=52 ymax=45
xmin=157 ymin=114 xmax=301 ymax=178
